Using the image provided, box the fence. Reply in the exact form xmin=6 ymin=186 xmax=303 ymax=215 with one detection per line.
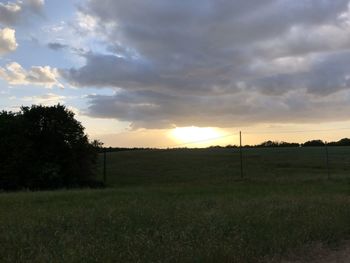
xmin=97 ymin=131 xmax=350 ymax=186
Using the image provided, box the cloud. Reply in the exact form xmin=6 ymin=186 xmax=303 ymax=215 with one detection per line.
xmin=25 ymin=0 xmax=45 ymax=13
xmin=21 ymin=93 xmax=65 ymax=105
xmin=47 ymin=42 xmax=68 ymax=51
xmin=75 ymin=11 xmax=98 ymax=34
xmin=0 ymin=2 xmax=21 ymax=25
xmin=87 ymin=88 xmax=350 ymax=129
xmin=0 ymin=62 xmax=63 ymax=88
xmin=62 ymin=0 xmax=350 ymax=128
xmin=64 ymin=53 xmax=159 ymax=89
xmin=0 ymin=0 xmax=45 ymax=26
xmin=0 ymin=27 xmax=17 ymax=55
xmin=248 ymin=51 xmax=350 ymax=95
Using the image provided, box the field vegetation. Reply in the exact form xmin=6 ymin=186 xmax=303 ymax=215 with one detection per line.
xmin=0 ymin=147 xmax=349 ymax=262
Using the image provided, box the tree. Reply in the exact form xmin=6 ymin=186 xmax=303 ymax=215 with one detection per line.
xmin=257 ymin=140 xmax=279 ymax=147
xmin=302 ymin=140 xmax=325 ymax=147
xmin=337 ymin=138 xmax=350 ymax=146
xmin=0 ymin=104 xmax=102 ymax=190
xmin=256 ymin=140 xmax=299 ymax=147
xmin=91 ymin=139 xmax=104 ymax=152
xmin=0 ymin=111 xmax=22 ymax=189
xmin=328 ymin=138 xmax=350 ymax=146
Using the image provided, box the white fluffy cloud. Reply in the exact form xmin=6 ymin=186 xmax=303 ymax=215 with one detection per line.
xmin=0 ymin=27 xmax=17 ymax=55
xmin=0 ymin=62 xmax=63 ymax=88
xmin=62 ymin=0 xmax=350 ymax=128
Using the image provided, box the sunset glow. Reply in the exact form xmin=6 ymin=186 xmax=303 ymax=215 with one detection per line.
xmin=171 ymin=127 xmax=222 ymax=145
xmin=2 ymin=0 xmax=350 ymax=147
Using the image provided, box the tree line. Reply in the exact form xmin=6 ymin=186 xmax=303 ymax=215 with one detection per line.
xmin=103 ymin=138 xmax=350 ymax=153
xmin=252 ymin=138 xmax=350 ymax=148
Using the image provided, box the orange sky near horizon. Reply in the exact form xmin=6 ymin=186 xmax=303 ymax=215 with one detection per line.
xmin=86 ymin=120 xmax=350 ymax=148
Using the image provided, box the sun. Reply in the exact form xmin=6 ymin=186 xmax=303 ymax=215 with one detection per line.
xmin=171 ymin=126 xmax=221 ymax=145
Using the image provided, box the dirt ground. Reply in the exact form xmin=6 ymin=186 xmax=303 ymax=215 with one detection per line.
xmin=281 ymin=241 xmax=350 ymax=263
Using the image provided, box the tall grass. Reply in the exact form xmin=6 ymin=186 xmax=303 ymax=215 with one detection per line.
xmin=0 ymin=147 xmax=349 ymax=262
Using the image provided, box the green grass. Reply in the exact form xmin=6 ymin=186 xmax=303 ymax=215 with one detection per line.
xmin=100 ymin=147 xmax=350 ymax=185
xmin=0 ymin=147 xmax=349 ymax=262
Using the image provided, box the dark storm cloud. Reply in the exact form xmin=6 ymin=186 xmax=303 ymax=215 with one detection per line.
xmin=64 ymin=0 xmax=350 ymax=128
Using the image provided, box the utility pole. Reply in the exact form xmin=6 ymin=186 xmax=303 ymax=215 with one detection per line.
xmin=103 ymin=147 xmax=107 ymax=184
xmin=239 ymin=131 xmax=243 ymax=179
xmin=325 ymin=141 xmax=330 ymax=180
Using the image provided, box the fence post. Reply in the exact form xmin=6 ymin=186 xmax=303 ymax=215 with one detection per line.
xmin=325 ymin=141 xmax=330 ymax=180
xmin=239 ymin=131 xmax=243 ymax=179
xmin=103 ymin=148 xmax=107 ymax=184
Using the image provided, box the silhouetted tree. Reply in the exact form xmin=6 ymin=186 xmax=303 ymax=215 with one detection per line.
xmin=257 ymin=140 xmax=279 ymax=147
xmin=328 ymin=138 xmax=350 ymax=146
xmin=256 ymin=140 xmax=299 ymax=147
xmin=0 ymin=104 xmax=102 ymax=190
xmin=0 ymin=111 xmax=22 ymax=189
xmin=278 ymin=141 xmax=300 ymax=147
xmin=337 ymin=138 xmax=350 ymax=146
xmin=302 ymin=140 xmax=325 ymax=147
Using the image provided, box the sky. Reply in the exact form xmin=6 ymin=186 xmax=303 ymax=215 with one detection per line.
xmin=1 ymin=0 xmax=350 ymax=147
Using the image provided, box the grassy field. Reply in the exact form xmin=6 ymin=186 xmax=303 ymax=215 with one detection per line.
xmin=0 ymin=147 xmax=349 ymax=262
